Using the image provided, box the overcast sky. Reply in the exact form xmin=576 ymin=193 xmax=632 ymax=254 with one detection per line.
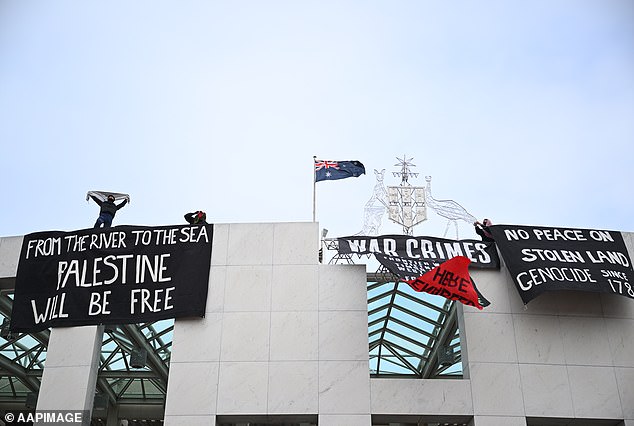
xmin=1 ymin=1 xmax=633 ymax=242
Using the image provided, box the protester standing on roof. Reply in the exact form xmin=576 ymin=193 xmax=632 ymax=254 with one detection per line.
xmin=184 ymin=211 xmax=208 ymax=225
xmin=474 ymin=218 xmax=495 ymax=242
xmin=88 ymin=191 xmax=130 ymax=228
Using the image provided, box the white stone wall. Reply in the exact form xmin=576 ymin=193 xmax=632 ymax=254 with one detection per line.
xmin=0 ymin=225 xmax=632 ymax=426
xmin=461 ymin=235 xmax=634 ymax=425
xmin=163 ymin=222 xmax=371 ymax=426
xmin=365 ymin=232 xmax=634 ymax=425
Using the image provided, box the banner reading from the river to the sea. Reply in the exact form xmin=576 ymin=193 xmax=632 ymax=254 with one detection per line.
xmin=489 ymin=225 xmax=634 ymax=304
xmin=11 ymin=224 xmax=213 ymax=332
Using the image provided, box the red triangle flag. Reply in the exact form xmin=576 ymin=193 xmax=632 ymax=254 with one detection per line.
xmin=405 ymin=256 xmax=485 ymax=310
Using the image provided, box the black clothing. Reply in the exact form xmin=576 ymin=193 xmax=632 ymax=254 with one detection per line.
xmin=91 ymin=195 xmax=127 ymax=217
xmin=184 ymin=211 xmax=208 ymax=225
xmin=475 ymin=224 xmax=494 ymax=242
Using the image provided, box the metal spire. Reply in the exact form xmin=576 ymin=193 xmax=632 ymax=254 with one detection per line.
xmin=392 ymin=155 xmax=419 ymax=185
xmin=387 ymin=156 xmax=427 ymax=235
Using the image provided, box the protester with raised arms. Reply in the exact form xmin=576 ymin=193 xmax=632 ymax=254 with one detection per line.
xmin=87 ymin=191 xmax=130 ymax=228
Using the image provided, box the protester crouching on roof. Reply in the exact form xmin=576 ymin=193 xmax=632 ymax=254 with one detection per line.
xmin=184 ymin=211 xmax=208 ymax=225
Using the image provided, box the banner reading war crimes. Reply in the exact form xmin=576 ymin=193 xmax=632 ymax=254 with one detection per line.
xmin=489 ymin=225 xmax=634 ymax=304
xmin=11 ymin=224 xmax=213 ymax=332
xmin=337 ymin=235 xmax=499 ymax=280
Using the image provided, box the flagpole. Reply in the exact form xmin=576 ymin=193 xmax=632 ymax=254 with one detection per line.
xmin=312 ymin=155 xmax=317 ymax=222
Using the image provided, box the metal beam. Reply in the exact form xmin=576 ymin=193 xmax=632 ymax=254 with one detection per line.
xmin=0 ymin=354 xmax=39 ymax=391
xmin=98 ymin=370 xmax=162 ymax=379
xmin=97 ymin=377 xmax=118 ymax=406
xmin=120 ymin=325 xmax=168 ymax=385
xmin=421 ymin=303 xmax=458 ymax=378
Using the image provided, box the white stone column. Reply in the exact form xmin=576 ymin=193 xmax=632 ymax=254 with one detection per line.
xmin=0 ymin=236 xmax=23 ymax=286
xmin=36 ymin=325 xmax=103 ymax=424
xmin=165 ymin=222 xmax=371 ymax=425
xmin=317 ymin=265 xmax=371 ymax=426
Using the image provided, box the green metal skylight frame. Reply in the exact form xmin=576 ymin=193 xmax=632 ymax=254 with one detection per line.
xmin=326 ymin=239 xmax=464 ymax=379
xmin=368 ymin=277 xmax=462 ymax=378
xmin=96 ymin=320 xmax=173 ymax=406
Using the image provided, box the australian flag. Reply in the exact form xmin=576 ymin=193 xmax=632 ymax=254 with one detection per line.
xmin=314 ymin=160 xmax=365 ymax=182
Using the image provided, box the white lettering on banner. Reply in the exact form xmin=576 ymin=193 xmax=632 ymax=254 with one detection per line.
xmin=586 ymin=250 xmax=630 ymax=267
xmin=532 ymin=228 xmax=588 ymax=241
xmin=31 ymin=293 xmax=69 ymax=324
xmin=521 ymin=248 xmax=585 ymax=263
xmin=26 ymin=237 xmax=62 ymax=259
xmin=406 ymin=239 xmax=419 ymax=258
xmin=390 ymin=257 xmax=434 ymax=277
xmin=63 ymin=235 xmax=88 ymax=252
xmin=474 ymin=242 xmax=492 ymax=263
xmin=88 ymin=291 xmax=111 ymax=315
xmin=420 ymin=240 xmax=436 ymax=259
xmin=504 ymin=227 xmax=616 ymax=244
xmin=135 ymin=254 xmax=171 ymax=284
xmin=347 ymin=237 xmax=493 ymax=265
xmin=600 ymin=270 xmax=629 ymax=280
xmin=153 ymin=228 xmax=177 ymax=245
xmin=14 ymin=224 xmax=213 ymax=332
xmin=179 ymin=225 xmax=209 ymax=243
xmin=29 ymin=226 xmax=209 ymax=258
xmin=57 ymin=255 xmax=134 ymax=290
xmin=346 ymin=239 xmax=367 ymax=252
xmin=89 ymin=232 xmax=127 ymax=250
xmin=132 ymin=230 xmax=152 ymax=245
xmin=516 ymin=267 xmax=596 ymax=291
xmin=383 ymin=239 xmax=397 ymax=257
xmin=607 ymin=278 xmax=634 ymax=297
xmin=444 ymin=242 xmax=464 ymax=258
xmin=590 ymin=230 xmax=614 ymax=242
xmin=601 ymin=268 xmax=633 ymax=297
xmin=130 ymin=287 xmax=175 ymax=314
xmin=490 ymin=225 xmax=634 ymax=304
xmin=56 ymin=254 xmax=173 ymax=289
xmin=504 ymin=229 xmax=530 ymax=241
xmin=131 ymin=226 xmax=209 ymax=246
xmin=347 ymin=238 xmax=398 ymax=256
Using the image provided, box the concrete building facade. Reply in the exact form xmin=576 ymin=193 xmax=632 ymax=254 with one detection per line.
xmin=0 ymin=222 xmax=632 ymax=425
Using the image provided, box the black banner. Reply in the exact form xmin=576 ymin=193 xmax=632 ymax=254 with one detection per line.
xmin=337 ymin=235 xmax=499 ymax=280
xmin=11 ymin=224 xmax=213 ymax=332
xmin=489 ymin=225 xmax=634 ymax=304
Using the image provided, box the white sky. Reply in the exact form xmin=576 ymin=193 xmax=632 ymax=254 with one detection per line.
xmin=1 ymin=1 xmax=633 ymax=240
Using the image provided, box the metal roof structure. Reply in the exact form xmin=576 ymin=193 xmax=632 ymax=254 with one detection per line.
xmin=325 ymin=241 xmax=463 ymax=379
xmin=368 ymin=279 xmax=461 ymax=378
xmin=0 ymin=291 xmax=173 ymax=416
